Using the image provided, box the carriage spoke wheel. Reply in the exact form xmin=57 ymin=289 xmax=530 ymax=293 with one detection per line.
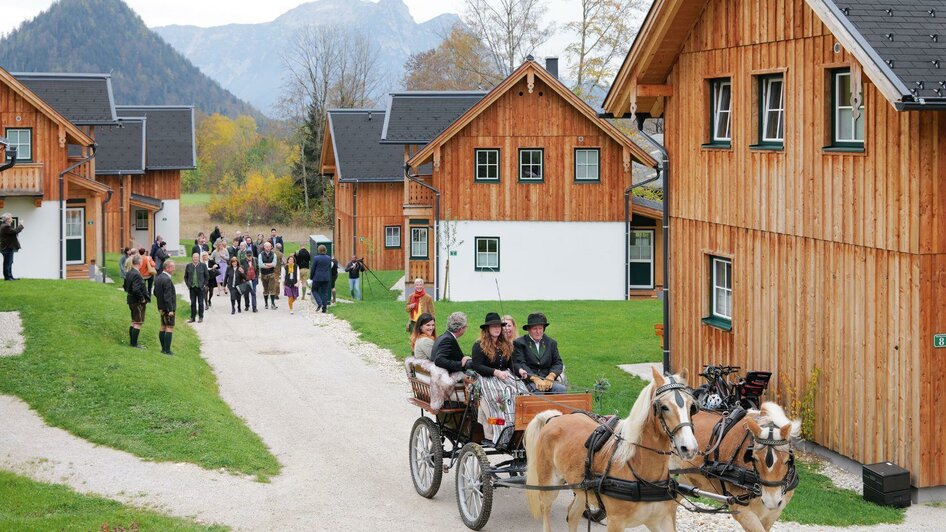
xmin=455 ymin=443 xmax=493 ymax=530
xmin=410 ymin=417 xmax=443 ymax=498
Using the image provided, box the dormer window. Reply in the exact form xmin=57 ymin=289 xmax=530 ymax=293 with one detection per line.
xmin=832 ymin=69 xmax=864 ymax=146
xmin=708 ymin=79 xmax=732 ymax=147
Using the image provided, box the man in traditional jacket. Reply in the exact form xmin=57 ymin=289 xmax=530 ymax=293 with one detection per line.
xmin=123 ymin=254 xmax=149 ymax=349
xmin=154 ymin=260 xmax=177 ymax=355
xmin=184 ymin=252 xmax=209 ymax=323
xmin=258 ymin=242 xmax=279 ymax=309
xmin=513 ymin=312 xmax=566 ymax=393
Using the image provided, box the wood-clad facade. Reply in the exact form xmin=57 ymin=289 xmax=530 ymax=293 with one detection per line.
xmin=101 ymin=170 xmax=182 ymax=252
xmin=333 ymin=180 xmax=404 ymax=271
xmin=605 ymin=0 xmax=946 ymax=488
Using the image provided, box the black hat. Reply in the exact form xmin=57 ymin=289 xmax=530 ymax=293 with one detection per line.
xmin=480 ymin=312 xmax=505 ymax=330
xmin=523 ymin=312 xmax=549 ymax=330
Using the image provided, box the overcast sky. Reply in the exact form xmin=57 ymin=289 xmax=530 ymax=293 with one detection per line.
xmin=0 ymin=0 xmax=595 ymax=59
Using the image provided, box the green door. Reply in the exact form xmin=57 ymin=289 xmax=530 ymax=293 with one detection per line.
xmin=65 ymin=207 xmax=85 ymax=264
xmin=628 ymin=230 xmax=654 ymax=289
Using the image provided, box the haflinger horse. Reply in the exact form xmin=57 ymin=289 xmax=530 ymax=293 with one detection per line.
xmin=524 ymin=367 xmax=699 ymax=532
xmin=669 ymin=402 xmax=801 ymax=532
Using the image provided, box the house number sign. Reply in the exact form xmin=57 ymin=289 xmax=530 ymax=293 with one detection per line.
xmin=934 ymin=334 xmax=946 ymax=348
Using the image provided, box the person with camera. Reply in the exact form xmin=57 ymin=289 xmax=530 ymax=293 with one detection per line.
xmin=310 ymin=244 xmax=332 ymax=312
xmin=345 ymin=255 xmax=364 ymax=301
xmin=1 ymin=212 xmax=24 ymax=281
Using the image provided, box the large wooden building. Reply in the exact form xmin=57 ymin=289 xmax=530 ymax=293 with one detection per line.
xmin=605 ymin=0 xmax=946 ymax=492
xmin=0 ymin=69 xmax=109 ymax=279
xmin=403 ymin=59 xmax=659 ymax=301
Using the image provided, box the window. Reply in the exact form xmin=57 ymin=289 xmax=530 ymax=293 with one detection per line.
xmin=65 ymin=207 xmax=85 ymax=264
xmin=474 ymin=237 xmax=500 ymax=271
xmin=519 ymin=148 xmax=544 ymax=181
xmin=833 ymin=69 xmax=865 ymax=145
xmin=574 ymin=148 xmax=600 ymax=182
xmin=628 ymin=230 xmax=654 ymax=289
xmin=710 ymin=257 xmax=732 ymax=321
xmin=410 ymin=227 xmax=429 ymax=259
xmin=5 ymin=128 xmax=32 ymax=161
xmin=384 ymin=225 xmax=401 ymax=248
xmin=710 ymin=79 xmax=732 ymax=144
xmin=475 ymin=149 xmax=500 ymax=181
xmin=760 ymin=75 xmax=785 ymax=145
xmin=135 ymin=210 xmax=149 ymax=230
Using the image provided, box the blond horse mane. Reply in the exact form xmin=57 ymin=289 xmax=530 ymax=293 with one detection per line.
xmin=611 ymin=380 xmax=656 ymax=464
xmin=756 ymin=401 xmax=802 ymax=439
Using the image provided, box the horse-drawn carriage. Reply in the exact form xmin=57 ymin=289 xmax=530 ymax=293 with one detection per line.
xmin=406 ymin=363 xmax=800 ymax=532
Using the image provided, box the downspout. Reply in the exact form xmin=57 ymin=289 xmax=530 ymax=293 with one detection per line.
xmin=118 ymin=175 xmax=125 ymax=253
xmin=404 ymin=163 xmax=441 ymax=301
xmin=352 ymin=181 xmax=358 ymax=259
xmin=626 ymin=170 xmax=662 ymax=301
xmin=636 ymin=118 xmax=671 ymax=373
xmin=101 ymin=188 xmax=113 ymax=283
xmin=59 ymin=145 xmax=97 ymax=279
xmin=0 ymin=145 xmax=16 ymax=172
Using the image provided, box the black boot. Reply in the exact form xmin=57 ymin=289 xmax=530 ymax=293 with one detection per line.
xmin=270 ymin=296 xmax=278 ymax=309
xmin=158 ymin=331 xmax=167 ymax=353
xmin=164 ymin=333 xmax=173 ymax=356
xmin=129 ymin=326 xmax=140 ymax=348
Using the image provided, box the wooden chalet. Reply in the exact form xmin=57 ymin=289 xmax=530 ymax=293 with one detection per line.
xmin=1 ymin=68 xmax=109 ymax=279
xmin=321 ymin=109 xmax=406 ymax=270
xmin=402 ymin=58 xmax=659 ymax=301
xmin=99 ymin=106 xmax=196 ymax=255
xmin=604 ymin=0 xmax=946 ymax=492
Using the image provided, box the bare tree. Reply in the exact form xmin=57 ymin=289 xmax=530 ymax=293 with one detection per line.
xmin=565 ymin=0 xmax=645 ymax=99
xmin=464 ymin=0 xmax=553 ymax=77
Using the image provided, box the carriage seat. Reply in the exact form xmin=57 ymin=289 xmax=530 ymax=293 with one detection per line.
xmin=405 ymin=357 xmax=465 ymax=410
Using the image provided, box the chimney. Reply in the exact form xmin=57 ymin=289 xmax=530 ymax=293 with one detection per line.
xmin=545 ymin=57 xmax=559 ymax=79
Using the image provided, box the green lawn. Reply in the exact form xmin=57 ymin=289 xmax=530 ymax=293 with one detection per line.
xmin=181 ymin=193 xmax=212 ymax=207
xmin=0 ymin=280 xmax=280 ymax=479
xmin=0 ymin=469 xmax=225 ymax=531
xmin=781 ymin=459 xmax=904 ymax=525
xmin=329 ymin=270 xmax=661 ymax=415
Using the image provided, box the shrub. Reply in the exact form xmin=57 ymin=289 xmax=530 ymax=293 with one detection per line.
xmin=207 ymin=171 xmax=329 ymax=226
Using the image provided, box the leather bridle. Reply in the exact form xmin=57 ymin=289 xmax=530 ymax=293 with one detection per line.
xmin=744 ymin=424 xmax=799 ymax=493
xmin=652 ymin=381 xmax=697 ymax=441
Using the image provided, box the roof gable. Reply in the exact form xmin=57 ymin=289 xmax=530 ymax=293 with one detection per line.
xmin=408 ymin=60 xmax=658 ymax=169
xmin=116 ymin=106 xmax=196 ymax=170
xmin=13 ymin=73 xmax=118 ymax=125
xmin=0 ymin=67 xmax=94 ymax=146
xmin=95 ymin=117 xmax=147 ymax=175
xmin=325 ymin=109 xmax=405 ymax=182
xmin=381 ymin=92 xmax=487 ymax=144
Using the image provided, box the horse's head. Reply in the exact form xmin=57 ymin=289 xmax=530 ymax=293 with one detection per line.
xmin=650 ymin=366 xmax=699 ymax=460
xmin=744 ymin=403 xmax=801 ymax=510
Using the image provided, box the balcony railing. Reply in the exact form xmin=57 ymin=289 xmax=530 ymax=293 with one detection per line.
xmin=406 ymin=177 xmax=435 ymax=206
xmin=0 ymin=163 xmax=43 ymax=195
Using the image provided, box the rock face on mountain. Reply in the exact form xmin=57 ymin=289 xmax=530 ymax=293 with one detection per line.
xmin=0 ymin=0 xmax=261 ymax=119
xmin=155 ymin=0 xmax=460 ymax=115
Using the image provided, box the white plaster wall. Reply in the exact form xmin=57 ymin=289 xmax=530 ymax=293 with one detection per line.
xmin=1 ymin=198 xmax=60 ymax=279
xmin=130 ymin=209 xmax=149 ymax=250
xmin=155 ymin=199 xmax=180 ymax=256
xmin=440 ymin=220 xmax=625 ymax=301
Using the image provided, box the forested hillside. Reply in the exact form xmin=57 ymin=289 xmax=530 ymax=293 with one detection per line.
xmin=0 ymin=0 xmax=261 ymax=119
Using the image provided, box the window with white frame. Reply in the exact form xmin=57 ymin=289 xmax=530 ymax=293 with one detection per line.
xmin=711 ymin=257 xmax=732 ymax=321
xmin=475 ymin=149 xmax=500 ymax=181
xmin=135 ymin=210 xmax=149 ymax=230
xmin=761 ymin=75 xmax=785 ymax=143
xmin=410 ymin=227 xmax=428 ymax=259
xmin=574 ymin=148 xmax=600 ymax=181
xmin=519 ymin=148 xmax=543 ymax=181
xmin=384 ymin=225 xmax=401 ymax=248
xmin=711 ymin=79 xmax=732 ymax=143
xmin=833 ymin=69 xmax=865 ymax=145
xmin=474 ymin=237 xmax=500 ymax=271
xmin=5 ymin=128 xmax=32 ymax=161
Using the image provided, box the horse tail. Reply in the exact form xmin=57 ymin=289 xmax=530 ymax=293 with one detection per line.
xmin=525 ymin=409 xmax=562 ymax=519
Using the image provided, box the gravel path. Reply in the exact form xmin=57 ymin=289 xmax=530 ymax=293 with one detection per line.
xmin=1 ymin=293 xmax=944 ymax=530
xmin=0 ymin=311 xmax=24 ymax=357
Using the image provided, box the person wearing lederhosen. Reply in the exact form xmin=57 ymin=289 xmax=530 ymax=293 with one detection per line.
xmin=259 ymin=242 xmax=279 ymax=309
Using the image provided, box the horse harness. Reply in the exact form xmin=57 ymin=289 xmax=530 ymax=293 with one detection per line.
xmin=670 ymin=407 xmax=799 ymax=505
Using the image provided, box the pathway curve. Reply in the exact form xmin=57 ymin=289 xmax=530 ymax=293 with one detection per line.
xmin=1 ymin=292 xmax=943 ymax=531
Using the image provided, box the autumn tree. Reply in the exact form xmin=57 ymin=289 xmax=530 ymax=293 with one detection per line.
xmin=565 ymin=0 xmax=645 ymax=100
xmin=187 ymin=113 xmax=290 ymax=193
xmin=463 ymin=0 xmax=553 ymax=77
xmin=403 ymin=25 xmax=502 ymax=90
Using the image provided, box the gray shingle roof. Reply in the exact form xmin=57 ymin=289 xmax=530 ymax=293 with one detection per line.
xmin=95 ymin=118 xmax=147 ymax=175
xmin=13 ymin=73 xmax=118 ymax=125
xmin=116 ymin=106 xmax=196 ymax=170
xmin=381 ymin=91 xmax=486 ymax=144
xmin=328 ymin=109 xmax=404 ymax=182
xmin=833 ymin=1 xmax=946 ymax=102
xmin=632 ymin=195 xmax=663 ymax=213
xmin=130 ymin=193 xmax=162 ymax=209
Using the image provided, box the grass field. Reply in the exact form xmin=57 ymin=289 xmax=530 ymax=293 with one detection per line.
xmin=328 ymin=271 xmax=903 ymax=527
xmin=0 ymin=470 xmax=225 ymax=531
xmin=0 ymin=280 xmax=280 ymax=479
xmin=181 ymin=193 xmax=212 ymax=207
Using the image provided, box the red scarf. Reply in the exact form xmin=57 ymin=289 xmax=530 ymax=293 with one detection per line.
xmin=408 ymin=289 xmax=426 ymax=315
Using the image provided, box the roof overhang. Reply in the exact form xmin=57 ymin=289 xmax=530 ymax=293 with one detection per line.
xmin=129 ymin=193 xmax=162 ymax=210
xmin=338 ymin=177 xmax=403 ymax=184
xmin=408 ymin=61 xmax=658 ymax=169
xmin=320 ymin=114 xmax=337 ymax=177
xmin=0 ymin=68 xmax=95 ymax=146
xmin=631 ymin=196 xmax=663 ymax=219
xmin=68 ymin=174 xmax=111 ymax=195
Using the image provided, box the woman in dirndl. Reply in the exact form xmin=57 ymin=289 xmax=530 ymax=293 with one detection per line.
xmin=283 ymin=254 xmax=300 ymax=314
xmin=470 ymin=312 xmax=529 ymax=442
xmin=211 ymin=238 xmax=230 ymax=296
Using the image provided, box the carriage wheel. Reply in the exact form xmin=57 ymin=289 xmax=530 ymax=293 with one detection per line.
xmin=455 ymin=443 xmax=493 ymax=530
xmin=410 ymin=417 xmax=443 ymax=498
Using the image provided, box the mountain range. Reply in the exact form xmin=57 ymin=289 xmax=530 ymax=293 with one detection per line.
xmin=0 ymin=0 xmax=261 ymax=119
xmin=154 ymin=0 xmax=461 ymax=116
